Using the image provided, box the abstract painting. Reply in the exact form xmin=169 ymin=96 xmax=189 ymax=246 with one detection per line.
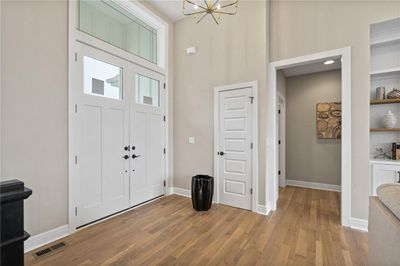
xmin=316 ymin=102 xmax=341 ymax=139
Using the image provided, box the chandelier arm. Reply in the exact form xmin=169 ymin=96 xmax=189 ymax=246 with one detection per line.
xmin=183 ymin=10 xmax=207 ymax=16
xmin=196 ymin=12 xmax=209 ymax=24
xmin=219 ymin=0 xmax=239 ymax=9
xmin=211 ymin=0 xmax=219 ymax=9
xmin=203 ymin=0 xmax=210 ymax=9
xmin=185 ymin=0 xmax=208 ymax=11
xmin=213 ymin=10 xmax=237 ymax=15
xmin=210 ymin=12 xmax=220 ymax=25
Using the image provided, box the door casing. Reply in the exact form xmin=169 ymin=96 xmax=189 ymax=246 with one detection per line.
xmin=214 ymin=81 xmax=258 ymax=213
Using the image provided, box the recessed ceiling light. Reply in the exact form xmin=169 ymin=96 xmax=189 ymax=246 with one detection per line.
xmin=324 ymin=60 xmax=335 ymax=65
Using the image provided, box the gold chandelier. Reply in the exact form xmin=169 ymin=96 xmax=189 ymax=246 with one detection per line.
xmin=183 ymin=0 xmax=239 ymax=25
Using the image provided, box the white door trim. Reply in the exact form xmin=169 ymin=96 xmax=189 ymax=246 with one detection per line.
xmin=277 ymin=93 xmax=286 ymax=188
xmin=214 ymin=81 xmax=258 ymax=212
xmin=268 ymin=47 xmax=352 ymax=226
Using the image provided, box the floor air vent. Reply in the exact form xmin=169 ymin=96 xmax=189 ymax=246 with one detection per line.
xmin=33 ymin=242 xmax=66 ymax=258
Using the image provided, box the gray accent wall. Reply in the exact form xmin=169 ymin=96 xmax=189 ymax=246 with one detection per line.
xmin=286 ymin=70 xmax=341 ymax=186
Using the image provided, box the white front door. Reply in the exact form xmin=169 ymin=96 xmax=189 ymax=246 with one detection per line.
xmin=72 ymin=44 xmax=166 ymax=228
xmin=217 ymin=87 xmax=254 ymax=210
xmin=76 ymin=48 xmax=130 ymax=227
xmin=130 ymin=69 xmax=166 ymax=206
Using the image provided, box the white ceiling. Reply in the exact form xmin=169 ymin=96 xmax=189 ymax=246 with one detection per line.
xmin=282 ymin=59 xmax=341 ymax=77
xmin=146 ymin=0 xmax=185 ymax=22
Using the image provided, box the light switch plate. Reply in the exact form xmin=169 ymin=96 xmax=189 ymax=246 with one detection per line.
xmin=188 ymin=137 xmax=195 ymax=144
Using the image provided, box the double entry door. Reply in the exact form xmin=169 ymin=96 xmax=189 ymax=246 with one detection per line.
xmin=73 ymin=45 xmax=165 ymax=227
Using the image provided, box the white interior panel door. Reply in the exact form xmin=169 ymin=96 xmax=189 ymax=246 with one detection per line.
xmin=76 ymin=49 xmax=130 ymax=227
xmin=218 ymin=88 xmax=253 ymax=210
xmin=130 ymin=70 xmax=165 ymax=206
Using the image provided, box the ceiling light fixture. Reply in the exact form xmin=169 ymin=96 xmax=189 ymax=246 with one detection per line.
xmin=324 ymin=60 xmax=335 ymax=65
xmin=183 ymin=0 xmax=239 ymax=25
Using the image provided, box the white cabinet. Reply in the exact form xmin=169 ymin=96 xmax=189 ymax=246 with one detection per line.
xmin=371 ymin=161 xmax=400 ymax=196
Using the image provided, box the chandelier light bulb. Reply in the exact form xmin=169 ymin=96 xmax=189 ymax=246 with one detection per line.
xmin=194 ymin=4 xmax=198 ymax=10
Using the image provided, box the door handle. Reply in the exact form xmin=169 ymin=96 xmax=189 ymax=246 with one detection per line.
xmin=132 ymin=154 xmax=141 ymax=159
xmin=397 ymin=171 xmax=400 ymax=183
xmin=123 ymin=155 xmax=129 ymax=160
xmin=124 ymin=146 xmax=130 ymax=151
xmin=218 ymin=151 xmax=225 ymax=156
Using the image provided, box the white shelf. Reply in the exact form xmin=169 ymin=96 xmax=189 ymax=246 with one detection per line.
xmin=370 ymin=67 xmax=400 ymax=78
xmin=370 ymin=159 xmax=400 ymax=166
xmin=371 ymin=36 xmax=400 ymax=47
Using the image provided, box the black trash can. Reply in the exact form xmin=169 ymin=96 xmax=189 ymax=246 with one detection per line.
xmin=191 ymin=175 xmax=214 ymax=211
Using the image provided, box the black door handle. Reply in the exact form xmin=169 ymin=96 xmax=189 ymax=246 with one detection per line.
xmin=132 ymin=154 xmax=141 ymax=159
xmin=397 ymin=171 xmax=400 ymax=183
xmin=219 ymin=151 xmax=225 ymax=156
xmin=124 ymin=146 xmax=130 ymax=151
xmin=123 ymin=155 xmax=129 ymax=160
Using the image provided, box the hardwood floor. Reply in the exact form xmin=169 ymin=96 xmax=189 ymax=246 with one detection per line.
xmin=25 ymin=186 xmax=368 ymax=265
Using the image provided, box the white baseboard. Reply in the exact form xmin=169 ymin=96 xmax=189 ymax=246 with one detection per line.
xmin=24 ymin=224 xmax=69 ymax=253
xmin=172 ymin=187 xmax=191 ymax=197
xmin=285 ymin=179 xmax=341 ymax=192
xmin=350 ymin=217 xmax=368 ymax=232
xmin=257 ymin=204 xmax=266 ymax=215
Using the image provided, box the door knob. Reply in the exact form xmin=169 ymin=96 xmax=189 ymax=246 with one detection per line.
xmin=123 ymin=155 xmax=129 ymax=160
xmin=132 ymin=154 xmax=141 ymax=159
xmin=124 ymin=146 xmax=130 ymax=151
xmin=219 ymin=151 xmax=225 ymax=156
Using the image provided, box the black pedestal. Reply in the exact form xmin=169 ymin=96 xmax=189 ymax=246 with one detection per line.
xmin=1 ymin=180 xmax=32 ymax=266
xmin=191 ymin=175 xmax=214 ymax=211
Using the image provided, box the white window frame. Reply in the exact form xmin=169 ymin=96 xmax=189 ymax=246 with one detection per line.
xmin=68 ymin=0 xmax=170 ymax=233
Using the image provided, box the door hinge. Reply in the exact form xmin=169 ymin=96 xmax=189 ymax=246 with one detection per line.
xmin=75 ymin=104 xmax=78 ymax=113
xmin=74 ymin=155 xmax=78 ymax=165
xmin=250 ymin=96 xmax=255 ymax=104
xmin=163 ymin=180 xmax=166 ymax=187
xmin=74 ymin=52 xmax=77 ymax=62
xmin=250 ymin=188 xmax=253 ymax=195
xmin=75 ymin=207 xmax=78 ymax=216
xmin=278 ymin=140 xmax=281 ymax=145
xmin=163 ymin=116 xmax=166 ymax=122
xmin=163 ymin=83 xmax=166 ymax=89
xmin=278 ymin=109 xmax=281 ymax=114
xmin=163 ymin=148 xmax=166 ymax=154
xmin=251 ymin=143 xmax=253 ymax=149
xmin=278 ymin=170 xmax=281 ymax=175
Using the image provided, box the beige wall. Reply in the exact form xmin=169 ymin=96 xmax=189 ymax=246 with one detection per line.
xmin=1 ymin=0 xmax=174 ymax=236
xmin=271 ymin=0 xmax=400 ymax=220
xmin=1 ymin=0 xmax=68 ymax=235
xmin=286 ymin=70 xmax=341 ymax=185
xmin=173 ymin=1 xmax=268 ymax=204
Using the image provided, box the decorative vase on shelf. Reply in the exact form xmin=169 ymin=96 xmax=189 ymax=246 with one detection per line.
xmin=386 ymin=88 xmax=400 ymax=99
xmin=382 ymin=110 xmax=397 ymax=128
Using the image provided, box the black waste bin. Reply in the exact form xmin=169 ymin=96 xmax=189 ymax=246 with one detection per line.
xmin=191 ymin=175 xmax=214 ymax=211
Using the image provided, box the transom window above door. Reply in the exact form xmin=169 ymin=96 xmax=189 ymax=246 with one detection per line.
xmin=78 ymin=0 xmax=158 ymax=64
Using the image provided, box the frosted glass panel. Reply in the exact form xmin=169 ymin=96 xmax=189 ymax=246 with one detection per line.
xmin=78 ymin=0 xmax=157 ymax=64
xmin=84 ymin=56 xmax=122 ymax=100
xmin=136 ymin=74 xmax=160 ymax=107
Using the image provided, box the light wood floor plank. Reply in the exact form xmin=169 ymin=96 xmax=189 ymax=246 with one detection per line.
xmin=25 ymin=186 xmax=367 ymax=265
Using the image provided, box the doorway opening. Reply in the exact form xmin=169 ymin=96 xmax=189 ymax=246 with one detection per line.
xmin=268 ymin=48 xmax=351 ymax=226
xmin=214 ymin=81 xmax=258 ymax=212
